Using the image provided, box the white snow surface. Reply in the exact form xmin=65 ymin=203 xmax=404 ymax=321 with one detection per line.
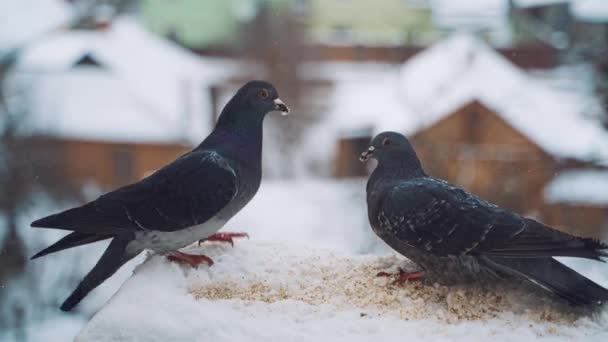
xmin=432 ymin=0 xmax=509 ymax=31
xmin=571 ymin=0 xmax=608 ymax=22
xmin=0 ymin=0 xmax=72 ymax=48
xmin=544 ymin=169 xmax=608 ymax=205
xmin=14 ymin=16 xmax=239 ymax=144
xmin=513 ymin=0 xmax=569 ymax=8
xmin=77 ymin=240 xmax=608 ymax=342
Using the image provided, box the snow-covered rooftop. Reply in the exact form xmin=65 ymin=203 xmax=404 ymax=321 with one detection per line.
xmin=395 ymin=34 xmax=608 ymax=162
xmin=571 ymin=0 xmax=608 ymax=22
xmin=544 ymin=169 xmax=608 ymax=206
xmin=513 ymin=0 xmax=569 ymax=8
xmin=15 ymin=17 xmax=239 ymax=144
xmin=313 ymin=35 xmax=608 ymax=164
xmin=0 ymin=0 xmax=72 ymax=49
xmin=432 ymin=0 xmax=509 ymax=30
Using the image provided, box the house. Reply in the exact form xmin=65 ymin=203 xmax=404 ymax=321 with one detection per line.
xmin=307 ymin=0 xmax=436 ymax=46
xmin=320 ymin=34 xmax=608 ymax=238
xmin=138 ymin=0 xmax=250 ymax=49
xmin=14 ymin=16 xmax=239 ymax=191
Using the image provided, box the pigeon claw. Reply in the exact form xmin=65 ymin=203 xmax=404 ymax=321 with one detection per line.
xmin=167 ymin=251 xmax=214 ymax=268
xmin=376 ymin=268 xmax=425 ymax=285
xmin=199 ymin=232 xmax=250 ymax=247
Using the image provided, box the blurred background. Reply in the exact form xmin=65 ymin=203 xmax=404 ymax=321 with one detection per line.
xmin=1 ymin=0 xmax=607 ymax=340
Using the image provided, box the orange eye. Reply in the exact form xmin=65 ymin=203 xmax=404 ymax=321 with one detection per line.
xmin=258 ymin=89 xmax=269 ymax=99
xmin=382 ymin=138 xmax=392 ymax=146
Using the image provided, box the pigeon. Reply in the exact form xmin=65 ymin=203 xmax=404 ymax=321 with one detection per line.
xmin=361 ymin=131 xmax=608 ymax=306
xmin=31 ymin=80 xmax=290 ymax=311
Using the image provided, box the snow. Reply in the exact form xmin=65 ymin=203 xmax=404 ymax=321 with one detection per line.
xmin=14 ymin=16 xmax=240 ymax=144
xmin=0 ymin=194 xmax=145 ymax=342
xmin=571 ymin=0 xmax=608 ymax=22
xmin=0 ymin=0 xmax=72 ymax=49
xmin=307 ymin=35 xmax=608 ymax=172
xmin=77 ymin=240 xmax=608 ymax=341
xmin=544 ymin=170 xmax=608 ymax=206
xmin=228 ymin=179 xmax=385 ymax=254
xmin=395 ymin=34 xmax=608 ymax=162
xmin=51 ymin=179 xmax=607 ymax=340
xmin=432 ymin=0 xmax=509 ymax=30
xmin=316 ymin=63 xmax=409 ymax=137
xmin=513 ymin=0 xmax=569 ymax=8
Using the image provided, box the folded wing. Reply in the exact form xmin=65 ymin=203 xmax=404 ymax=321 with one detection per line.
xmin=31 ymin=151 xmax=238 ymax=234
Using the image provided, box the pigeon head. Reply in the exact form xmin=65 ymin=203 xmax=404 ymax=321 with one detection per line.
xmin=360 ymin=132 xmax=424 ymax=176
xmin=220 ymin=80 xmax=289 ymax=121
xmin=360 ymin=132 xmax=412 ymax=162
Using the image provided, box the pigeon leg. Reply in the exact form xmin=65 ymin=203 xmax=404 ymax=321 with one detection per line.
xmin=198 ymin=232 xmax=250 ymax=247
xmin=377 ymin=268 xmax=425 ymax=285
xmin=167 ymin=251 xmax=214 ymax=268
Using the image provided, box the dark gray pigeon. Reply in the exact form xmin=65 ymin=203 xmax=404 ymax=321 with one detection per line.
xmin=31 ymin=80 xmax=290 ymax=311
xmin=362 ymin=131 xmax=608 ymax=306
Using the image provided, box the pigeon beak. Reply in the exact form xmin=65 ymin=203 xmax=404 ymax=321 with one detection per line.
xmin=359 ymin=146 xmax=375 ymax=162
xmin=274 ymin=98 xmax=290 ymax=116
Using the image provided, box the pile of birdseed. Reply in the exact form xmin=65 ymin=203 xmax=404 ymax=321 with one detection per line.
xmin=188 ymin=242 xmax=591 ymax=324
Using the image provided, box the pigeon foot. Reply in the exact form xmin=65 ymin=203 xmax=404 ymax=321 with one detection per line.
xmin=198 ymin=232 xmax=250 ymax=247
xmin=377 ymin=269 xmax=425 ymax=285
xmin=167 ymin=251 xmax=214 ymax=268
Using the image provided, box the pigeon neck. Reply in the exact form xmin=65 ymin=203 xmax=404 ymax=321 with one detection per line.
xmin=203 ymin=111 xmax=266 ymax=160
xmin=368 ymin=153 xmax=425 ymax=191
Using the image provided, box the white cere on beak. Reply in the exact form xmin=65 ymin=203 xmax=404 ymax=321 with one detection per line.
xmin=359 ymin=146 xmax=375 ymax=162
xmin=274 ymin=98 xmax=290 ymax=116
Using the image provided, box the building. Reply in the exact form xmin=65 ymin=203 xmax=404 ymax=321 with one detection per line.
xmin=138 ymin=0 xmax=253 ymax=49
xmin=14 ymin=16 xmax=238 ymax=191
xmin=321 ymin=34 xmax=608 ymax=238
xmin=307 ymin=0 xmax=435 ymax=46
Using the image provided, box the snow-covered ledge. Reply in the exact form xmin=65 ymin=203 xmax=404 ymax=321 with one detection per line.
xmin=77 ymin=241 xmax=608 ymax=341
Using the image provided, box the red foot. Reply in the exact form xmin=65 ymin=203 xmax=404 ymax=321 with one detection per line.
xmin=377 ymin=269 xmax=425 ymax=285
xmin=167 ymin=251 xmax=214 ymax=268
xmin=199 ymin=232 xmax=250 ymax=247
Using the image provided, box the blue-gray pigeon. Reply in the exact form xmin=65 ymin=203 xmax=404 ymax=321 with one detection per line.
xmin=362 ymin=131 xmax=608 ymax=306
xmin=31 ymin=81 xmax=289 ymax=311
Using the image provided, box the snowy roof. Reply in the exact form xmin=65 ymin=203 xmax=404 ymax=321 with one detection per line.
xmin=314 ymin=62 xmax=410 ymax=137
xmin=432 ymin=0 xmax=509 ymax=29
xmin=512 ymin=0 xmax=569 ymax=8
xmin=394 ymin=34 xmax=608 ymax=162
xmin=571 ymin=0 xmax=608 ymax=22
xmin=0 ymin=0 xmax=72 ymax=49
xmin=16 ymin=16 xmax=239 ymax=144
xmin=544 ymin=170 xmax=608 ymax=206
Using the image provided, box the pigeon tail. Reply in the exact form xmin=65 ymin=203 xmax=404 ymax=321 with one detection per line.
xmin=61 ymin=235 xmax=135 ymax=311
xmin=489 ymin=257 xmax=608 ymax=306
xmin=31 ymin=232 xmax=113 ymax=260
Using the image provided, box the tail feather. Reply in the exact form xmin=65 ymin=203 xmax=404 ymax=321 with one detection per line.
xmin=489 ymin=257 xmax=608 ymax=306
xmin=31 ymin=204 xmax=128 ymax=234
xmin=61 ymin=235 xmax=135 ymax=312
xmin=31 ymin=232 xmax=112 ymax=260
xmin=486 ymin=219 xmax=608 ymax=261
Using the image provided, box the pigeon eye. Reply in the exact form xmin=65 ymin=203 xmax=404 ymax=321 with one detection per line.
xmin=258 ymin=89 xmax=269 ymax=99
xmin=382 ymin=138 xmax=392 ymax=146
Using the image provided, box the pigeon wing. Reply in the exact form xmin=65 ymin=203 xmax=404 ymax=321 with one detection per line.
xmin=379 ymin=178 xmax=607 ymax=259
xmin=32 ymin=151 xmax=238 ymax=234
